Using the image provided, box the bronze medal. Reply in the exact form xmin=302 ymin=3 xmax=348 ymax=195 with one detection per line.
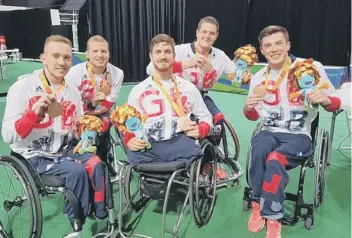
xmin=253 ymin=85 xmax=267 ymax=97
xmin=47 ymin=101 xmax=62 ymax=117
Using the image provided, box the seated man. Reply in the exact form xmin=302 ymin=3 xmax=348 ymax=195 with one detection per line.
xmin=146 ymin=16 xmax=235 ymax=179
xmin=66 ymin=35 xmax=124 ymax=162
xmin=1 ymin=35 xmax=110 ymax=237
xmin=124 ymin=34 xmax=213 ymax=166
xmin=243 ymin=25 xmax=341 ymax=238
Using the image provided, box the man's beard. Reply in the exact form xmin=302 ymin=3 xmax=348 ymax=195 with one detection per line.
xmin=154 ymin=62 xmax=171 ymax=72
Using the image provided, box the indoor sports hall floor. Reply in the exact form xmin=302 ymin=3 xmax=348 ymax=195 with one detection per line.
xmin=0 ymin=61 xmax=350 ymax=238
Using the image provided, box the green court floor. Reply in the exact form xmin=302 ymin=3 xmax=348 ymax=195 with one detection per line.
xmin=0 ymin=62 xmax=350 ymax=238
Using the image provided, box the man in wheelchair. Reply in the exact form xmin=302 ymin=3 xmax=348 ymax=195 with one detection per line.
xmin=243 ymin=26 xmax=341 ymax=238
xmin=123 ymin=33 xmax=213 ymax=167
xmin=65 ymin=35 xmax=124 ymax=163
xmin=1 ymin=35 xmax=111 ymax=237
xmin=145 ymin=17 xmax=236 ymax=179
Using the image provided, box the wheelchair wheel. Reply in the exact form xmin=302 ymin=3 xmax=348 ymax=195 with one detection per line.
xmin=220 ymin=119 xmax=240 ymax=162
xmin=189 ymin=139 xmax=217 ymax=227
xmin=245 ymin=123 xmax=263 ymax=186
xmin=124 ymin=165 xmax=143 ymax=210
xmin=216 ymin=119 xmax=241 ymax=185
xmin=314 ymin=128 xmax=329 ymax=208
xmin=0 ymin=155 xmax=42 ymax=238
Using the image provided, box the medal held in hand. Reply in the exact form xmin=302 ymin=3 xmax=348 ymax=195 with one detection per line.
xmin=40 ymin=71 xmax=64 ymax=118
xmin=47 ymin=101 xmax=62 ymax=117
xmin=99 ymin=79 xmax=111 ymax=96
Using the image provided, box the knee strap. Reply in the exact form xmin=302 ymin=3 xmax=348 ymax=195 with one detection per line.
xmin=266 ymin=151 xmax=289 ymax=168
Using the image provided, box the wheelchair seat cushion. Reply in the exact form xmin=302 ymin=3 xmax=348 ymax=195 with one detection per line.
xmin=128 ymin=134 xmax=201 ymax=166
xmin=135 ymin=159 xmax=195 ymax=172
xmin=40 ymin=174 xmax=66 ymax=187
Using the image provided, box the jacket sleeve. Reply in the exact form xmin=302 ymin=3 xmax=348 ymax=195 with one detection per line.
xmin=2 ymin=81 xmax=41 ymax=144
xmin=190 ymin=84 xmax=213 ymax=139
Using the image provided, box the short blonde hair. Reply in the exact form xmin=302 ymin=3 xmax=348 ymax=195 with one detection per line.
xmin=44 ymin=35 xmax=72 ymax=50
xmin=87 ymin=35 xmax=109 ymax=50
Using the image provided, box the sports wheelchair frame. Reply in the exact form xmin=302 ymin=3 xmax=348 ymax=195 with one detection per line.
xmin=112 ymin=138 xmax=217 ymax=238
xmin=242 ymin=112 xmax=330 ymax=230
xmin=0 ymin=149 xmax=118 ymax=238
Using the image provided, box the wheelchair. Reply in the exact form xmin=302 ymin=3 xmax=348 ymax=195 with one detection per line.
xmin=112 ymin=136 xmax=218 ymax=238
xmin=0 ymin=148 xmax=118 ymax=238
xmin=242 ymin=112 xmax=330 ymax=230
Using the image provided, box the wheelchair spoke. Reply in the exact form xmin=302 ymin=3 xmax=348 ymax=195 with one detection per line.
xmin=0 ymin=161 xmax=34 ymax=238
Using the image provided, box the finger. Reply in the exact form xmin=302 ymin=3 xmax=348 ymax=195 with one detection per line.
xmin=247 ymin=101 xmax=259 ymax=107
xmin=308 ymin=93 xmax=321 ymax=103
xmin=248 ymin=98 xmax=263 ymax=104
xmin=184 ymin=124 xmax=198 ymax=132
xmin=307 ymin=90 xmax=318 ymax=98
xmin=311 ymin=97 xmax=324 ymax=105
xmin=132 ymin=139 xmax=147 ymax=147
xmin=196 ymin=59 xmax=204 ymax=65
xmin=41 ymin=98 xmax=52 ymax=107
xmin=46 ymin=94 xmax=56 ymax=102
xmin=40 ymin=102 xmax=49 ymax=111
xmin=188 ymin=120 xmax=197 ymax=126
xmin=196 ymin=54 xmax=205 ymax=60
xmin=250 ymin=93 xmax=264 ymax=99
xmin=186 ymin=130 xmax=199 ymax=138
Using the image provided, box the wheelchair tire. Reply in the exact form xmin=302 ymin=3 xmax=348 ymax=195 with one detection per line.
xmin=245 ymin=123 xmax=263 ymax=186
xmin=221 ymin=119 xmax=240 ymax=163
xmin=0 ymin=155 xmax=43 ymax=238
xmin=124 ymin=165 xmax=143 ymax=211
xmin=189 ymin=139 xmax=217 ymax=227
xmin=314 ymin=128 xmax=329 ymax=208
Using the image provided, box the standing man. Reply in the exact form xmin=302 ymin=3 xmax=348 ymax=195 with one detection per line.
xmin=66 ymin=35 xmax=124 ymax=162
xmin=244 ymin=25 xmax=340 ymax=238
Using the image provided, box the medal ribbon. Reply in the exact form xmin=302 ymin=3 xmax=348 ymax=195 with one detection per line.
xmin=152 ymin=74 xmax=185 ymax=117
xmin=40 ymin=71 xmax=65 ymax=101
xmin=264 ymin=58 xmax=292 ymax=91
xmin=87 ymin=63 xmax=108 ymax=92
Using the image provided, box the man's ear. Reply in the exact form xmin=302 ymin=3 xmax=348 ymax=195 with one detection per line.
xmin=40 ymin=53 xmax=45 ymax=63
xmin=286 ymin=41 xmax=291 ymax=52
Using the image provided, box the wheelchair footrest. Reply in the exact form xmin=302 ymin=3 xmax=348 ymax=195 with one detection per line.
xmin=282 ymin=215 xmax=299 ymax=227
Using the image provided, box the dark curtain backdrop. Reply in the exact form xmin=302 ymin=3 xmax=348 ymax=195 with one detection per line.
xmin=88 ymin=0 xmax=186 ymax=82
xmin=184 ymin=0 xmax=249 ymax=61
xmin=0 ymin=9 xmax=52 ymax=59
xmin=246 ymin=0 xmax=351 ymax=66
xmin=88 ymin=0 xmax=350 ymax=82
